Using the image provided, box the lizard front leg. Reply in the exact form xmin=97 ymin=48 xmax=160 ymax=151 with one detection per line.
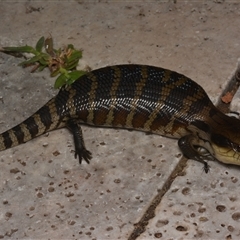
xmin=178 ymin=134 xmax=214 ymax=173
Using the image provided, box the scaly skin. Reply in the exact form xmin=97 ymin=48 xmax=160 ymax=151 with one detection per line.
xmin=1 ymin=64 xmax=240 ymax=169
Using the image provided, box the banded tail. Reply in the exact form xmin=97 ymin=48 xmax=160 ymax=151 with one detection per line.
xmin=0 ymin=98 xmax=64 ymax=151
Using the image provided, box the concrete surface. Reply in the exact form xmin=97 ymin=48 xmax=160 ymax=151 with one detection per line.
xmin=0 ymin=1 xmax=240 ymax=239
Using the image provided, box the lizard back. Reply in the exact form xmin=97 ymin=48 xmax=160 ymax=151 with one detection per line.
xmin=0 ymin=64 xmax=214 ymax=152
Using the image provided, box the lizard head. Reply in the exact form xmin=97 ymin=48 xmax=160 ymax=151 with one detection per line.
xmin=211 ymin=115 xmax=240 ymax=165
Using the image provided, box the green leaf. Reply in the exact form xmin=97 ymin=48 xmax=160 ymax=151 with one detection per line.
xmin=66 ymin=70 xmax=86 ymax=85
xmin=67 ymin=44 xmax=74 ymax=49
xmin=51 ymin=68 xmax=62 ymax=77
xmin=38 ymin=65 xmax=47 ymax=71
xmin=2 ymin=46 xmax=37 ymax=54
xmin=19 ymin=55 xmax=44 ymax=66
xmin=65 ymin=60 xmax=78 ymax=70
xmin=1 ymin=37 xmax=86 ymax=88
xmin=54 ymin=73 xmax=68 ymax=88
xmin=38 ymin=56 xmax=49 ymax=66
xmin=54 ymin=70 xmax=86 ymax=88
xmin=35 ymin=36 xmax=45 ymax=52
xmin=41 ymin=53 xmax=51 ymax=62
xmin=67 ymin=50 xmax=82 ymax=63
xmin=65 ymin=51 xmax=82 ymax=70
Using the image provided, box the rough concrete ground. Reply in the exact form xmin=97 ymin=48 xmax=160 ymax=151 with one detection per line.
xmin=0 ymin=1 xmax=240 ymax=239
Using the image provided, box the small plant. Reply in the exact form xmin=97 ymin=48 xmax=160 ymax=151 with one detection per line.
xmin=0 ymin=36 xmax=87 ymax=88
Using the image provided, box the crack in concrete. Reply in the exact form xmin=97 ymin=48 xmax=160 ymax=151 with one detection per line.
xmin=128 ymin=157 xmax=188 ymax=240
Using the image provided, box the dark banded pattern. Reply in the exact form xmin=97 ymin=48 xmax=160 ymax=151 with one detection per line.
xmin=1 ymin=64 xmax=240 ymax=167
xmin=67 ymin=65 xmax=215 ymax=136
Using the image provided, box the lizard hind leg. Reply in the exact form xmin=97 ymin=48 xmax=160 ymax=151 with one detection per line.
xmin=66 ymin=119 xmax=92 ymax=164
